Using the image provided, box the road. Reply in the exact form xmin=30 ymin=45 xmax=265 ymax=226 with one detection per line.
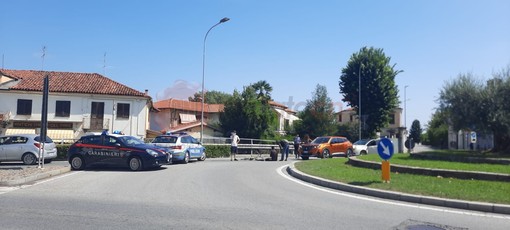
xmin=0 ymin=158 xmax=509 ymax=229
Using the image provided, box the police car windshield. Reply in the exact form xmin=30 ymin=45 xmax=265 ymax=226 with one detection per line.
xmin=117 ymin=136 xmax=146 ymax=146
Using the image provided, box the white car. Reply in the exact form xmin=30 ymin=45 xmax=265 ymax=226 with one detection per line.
xmin=352 ymin=139 xmax=378 ymax=155
xmin=0 ymin=134 xmax=58 ymax=164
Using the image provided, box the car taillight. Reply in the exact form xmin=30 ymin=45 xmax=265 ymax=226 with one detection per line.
xmin=171 ymin=145 xmax=182 ymax=150
xmin=34 ymin=143 xmax=41 ymax=148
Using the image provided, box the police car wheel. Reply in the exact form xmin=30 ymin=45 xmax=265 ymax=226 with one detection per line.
xmin=70 ymin=156 xmax=85 ymax=170
xmin=197 ymin=153 xmax=206 ymax=161
xmin=129 ymin=157 xmax=143 ymax=171
xmin=182 ymin=153 xmax=190 ymax=164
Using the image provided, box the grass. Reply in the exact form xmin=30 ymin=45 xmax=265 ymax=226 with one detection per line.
xmin=357 ymin=153 xmax=510 ymax=174
xmin=295 ymin=158 xmax=510 ymax=204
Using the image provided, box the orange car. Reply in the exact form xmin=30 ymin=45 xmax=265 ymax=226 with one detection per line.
xmin=300 ymin=136 xmax=353 ymax=160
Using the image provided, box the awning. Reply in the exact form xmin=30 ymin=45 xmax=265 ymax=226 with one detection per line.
xmin=47 ymin=129 xmax=75 ymax=142
xmin=5 ymin=128 xmax=36 ymax=135
xmin=179 ymin=113 xmax=197 ymax=124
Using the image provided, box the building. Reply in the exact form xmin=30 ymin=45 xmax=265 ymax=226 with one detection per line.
xmin=0 ymin=69 xmax=151 ymax=141
xmin=269 ymin=101 xmax=300 ymax=135
xmin=150 ymin=98 xmax=224 ymax=138
xmin=336 ymin=107 xmax=404 ymax=138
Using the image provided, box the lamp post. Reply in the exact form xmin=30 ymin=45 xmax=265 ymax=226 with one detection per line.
xmin=358 ymin=63 xmax=363 ymax=141
xmin=201 ymin=17 xmax=229 ymax=142
xmin=404 ymin=85 xmax=409 ymax=130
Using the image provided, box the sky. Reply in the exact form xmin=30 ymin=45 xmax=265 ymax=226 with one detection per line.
xmin=1 ymin=0 xmax=509 ymax=129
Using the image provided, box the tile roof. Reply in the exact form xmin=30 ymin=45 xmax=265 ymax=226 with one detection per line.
xmin=0 ymin=69 xmax=147 ymax=97
xmin=153 ymin=98 xmax=224 ymax=113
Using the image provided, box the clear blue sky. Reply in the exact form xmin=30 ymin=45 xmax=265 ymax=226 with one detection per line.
xmin=1 ymin=0 xmax=509 ymax=129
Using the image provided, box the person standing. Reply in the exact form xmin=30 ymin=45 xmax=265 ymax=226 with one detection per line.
xmin=230 ymin=130 xmax=240 ymax=161
xmin=293 ymin=134 xmax=301 ymax=159
xmin=279 ymin=139 xmax=289 ymax=161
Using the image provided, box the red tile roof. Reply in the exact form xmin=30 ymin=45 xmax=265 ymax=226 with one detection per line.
xmin=0 ymin=69 xmax=147 ymax=97
xmin=153 ymin=98 xmax=224 ymax=113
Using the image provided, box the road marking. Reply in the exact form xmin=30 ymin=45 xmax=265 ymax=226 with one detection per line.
xmin=0 ymin=171 xmax=82 ymax=195
xmin=277 ymin=165 xmax=510 ymax=220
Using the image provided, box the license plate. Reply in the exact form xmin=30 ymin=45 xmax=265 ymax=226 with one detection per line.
xmin=303 ymin=151 xmax=308 ymax=154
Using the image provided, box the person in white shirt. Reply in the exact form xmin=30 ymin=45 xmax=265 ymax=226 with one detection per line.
xmin=230 ymin=130 xmax=240 ymax=161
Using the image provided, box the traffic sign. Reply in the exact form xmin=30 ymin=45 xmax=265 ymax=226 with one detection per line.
xmin=377 ymin=138 xmax=394 ymax=160
xmin=470 ymin=131 xmax=477 ymax=143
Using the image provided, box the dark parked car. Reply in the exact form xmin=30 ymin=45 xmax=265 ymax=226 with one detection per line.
xmin=67 ymin=132 xmax=171 ymax=171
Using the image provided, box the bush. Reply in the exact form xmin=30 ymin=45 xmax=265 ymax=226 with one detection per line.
xmin=56 ymin=144 xmax=71 ymax=160
xmin=204 ymin=145 xmax=231 ymax=158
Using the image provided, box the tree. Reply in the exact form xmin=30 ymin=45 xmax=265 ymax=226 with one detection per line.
xmin=439 ymin=66 xmax=510 ymax=153
xmin=250 ymin=80 xmax=273 ymax=102
xmin=294 ymin=84 xmax=336 ymax=138
xmin=188 ymin=90 xmax=232 ymax=104
xmin=409 ymin=119 xmax=422 ymax=143
xmin=339 ymin=46 xmax=402 ymax=138
xmin=424 ymin=110 xmax=449 ymax=148
xmin=219 ymin=84 xmax=277 ymax=139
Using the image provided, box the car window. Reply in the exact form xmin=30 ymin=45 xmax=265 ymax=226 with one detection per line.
xmin=190 ymin=136 xmax=199 ymax=144
xmin=0 ymin=136 xmax=11 ymax=145
xmin=104 ymin=136 xmax=119 ymax=146
xmin=153 ymin=136 xmax=178 ymax=143
xmin=312 ymin=137 xmax=330 ymax=144
xmin=118 ymin=136 xmax=145 ymax=146
xmin=12 ymin=136 xmax=28 ymax=144
xmin=34 ymin=136 xmax=54 ymax=143
xmin=82 ymin=136 xmax=102 ymax=145
xmin=181 ymin=136 xmax=191 ymax=144
xmin=368 ymin=140 xmax=377 ymax=146
xmin=337 ymin=138 xmax=347 ymax=143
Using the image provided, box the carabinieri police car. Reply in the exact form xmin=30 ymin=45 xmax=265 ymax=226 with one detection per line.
xmin=67 ymin=131 xmax=171 ymax=171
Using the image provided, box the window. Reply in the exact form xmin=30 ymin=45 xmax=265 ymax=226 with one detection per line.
xmin=17 ymin=99 xmax=32 ymax=115
xmin=389 ymin=114 xmax=396 ymax=125
xmin=117 ymin=103 xmax=130 ymax=119
xmin=55 ymin=101 xmax=71 ymax=117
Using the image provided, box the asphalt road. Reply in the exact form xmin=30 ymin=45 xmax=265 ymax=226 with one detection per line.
xmin=0 ymin=158 xmax=509 ymax=229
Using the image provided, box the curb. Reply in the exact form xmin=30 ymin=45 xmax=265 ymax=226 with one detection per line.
xmin=286 ymin=162 xmax=510 ymax=215
xmin=0 ymin=167 xmax=71 ymax=186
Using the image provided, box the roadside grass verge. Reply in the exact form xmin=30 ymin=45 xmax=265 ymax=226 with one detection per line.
xmin=295 ymin=158 xmax=510 ymax=204
xmin=420 ymin=150 xmax=510 ymax=159
xmin=357 ymin=153 xmax=510 ymax=174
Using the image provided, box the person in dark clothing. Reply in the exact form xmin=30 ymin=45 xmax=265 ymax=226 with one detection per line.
xmin=279 ymin=139 xmax=289 ymax=161
xmin=293 ymin=134 xmax=301 ymax=159
xmin=269 ymin=146 xmax=278 ymax=161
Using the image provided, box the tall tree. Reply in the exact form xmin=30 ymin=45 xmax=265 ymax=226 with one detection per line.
xmin=409 ymin=119 xmax=422 ymax=143
xmin=424 ymin=110 xmax=449 ymax=149
xmin=339 ymin=46 xmax=402 ymax=138
xmin=188 ymin=90 xmax=232 ymax=104
xmin=294 ymin=84 xmax=336 ymax=138
xmin=250 ymin=80 xmax=273 ymax=102
xmin=220 ymin=84 xmax=277 ymax=139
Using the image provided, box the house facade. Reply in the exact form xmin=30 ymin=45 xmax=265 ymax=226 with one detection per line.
xmin=150 ymin=98 xmax=224 ymax=138
xmin=0 ymin=69 xmax=151 ymax=141
xmin=269 ymin=101 xmax=300 ymax=135
xmin=336 ymin=107 xmax=404 ymax=138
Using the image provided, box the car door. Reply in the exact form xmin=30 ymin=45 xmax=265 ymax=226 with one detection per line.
xmin=4 ymin=136 xmax=27 ymax=161
xmin=366 ymin=140 xmax=378 ymax=154
xmin=329 ymin=137 xmax=341 ymax=153
xmin=187 ymin=136 xmax=204 ymax=158
xmin=102 ymin=135 xmax=124 ymax=165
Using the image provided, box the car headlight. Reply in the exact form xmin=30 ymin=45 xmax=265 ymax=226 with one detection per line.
xmin=146 ymin=149 xmax=160 ymax=157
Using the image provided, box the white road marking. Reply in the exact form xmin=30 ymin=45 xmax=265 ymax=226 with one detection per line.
xmin=277 ymin=165 xmax=510 ymax=220
xmin=0 ymin=171 xmax=81 ymax=195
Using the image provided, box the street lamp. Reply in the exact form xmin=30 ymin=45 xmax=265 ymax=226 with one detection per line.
xmin=358 ymin=63 xmax=363 ymax=141
xmin=404 ymin=85 xmax=409 ymax=130
xmin=201 ymin=17 xmax=230 ymax=142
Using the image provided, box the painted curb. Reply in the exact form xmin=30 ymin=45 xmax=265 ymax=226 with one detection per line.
xmin=286 ymin=162 xmax=510 ymax=215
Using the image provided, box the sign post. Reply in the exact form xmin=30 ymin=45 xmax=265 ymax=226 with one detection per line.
xmin=377 ymin=138 xmax=394 ymax=183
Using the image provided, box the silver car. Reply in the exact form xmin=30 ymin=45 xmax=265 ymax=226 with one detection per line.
xmin=0 ymin=134 xmax=58 ymax=164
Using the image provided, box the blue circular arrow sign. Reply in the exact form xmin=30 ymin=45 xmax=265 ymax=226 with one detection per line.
xmin=377 ymin=138 xmax=394 ymax=160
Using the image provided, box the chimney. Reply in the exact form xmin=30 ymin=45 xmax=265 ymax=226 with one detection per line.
xmin=144 ymin=89 xmax=148 ymax=96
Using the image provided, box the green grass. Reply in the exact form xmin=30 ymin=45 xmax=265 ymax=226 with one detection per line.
xmin=358 ymin=153 xmax=510 ymax=174
xmin=295 ymin=158 xmax=510 ymax=204
xmin=421 ymin=150 xmax=510 ymax=158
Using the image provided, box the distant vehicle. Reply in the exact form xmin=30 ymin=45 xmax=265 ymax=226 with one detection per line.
xmin=67 ymin=132 xmax=170 ymax=171
xmin=352 ymin=139 xmax=379 ymax=155
xmin=151 ymin=132 xmax=206 ymax=164
xmin=0 ymin=134 xmax=57 ymax=165
xmin=300 ymin=136 xmax=353 ymax=160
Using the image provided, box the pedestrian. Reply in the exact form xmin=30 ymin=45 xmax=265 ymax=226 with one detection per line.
xmin=279 ymin=139 xmax=289 ymax=161
xmin=269 ymin=146 xmax=278 ymax=161
xmin=230 ymin=130 xmax=240 ymax=161
xmin=293 ymin=134 xmax=301 ymax=159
